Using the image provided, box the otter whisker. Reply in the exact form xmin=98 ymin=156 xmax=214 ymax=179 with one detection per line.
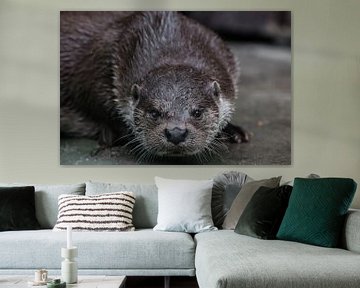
xmin=129 ymin=143 xmax=146 ymax=156
xmin=111 ymin=133 xmax=135 ymax=146
xmin=122 ymin=137 xmax=141 ymax=149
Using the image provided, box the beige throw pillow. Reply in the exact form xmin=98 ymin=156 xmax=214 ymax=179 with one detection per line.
xmin=222 ymin=176 xmax=281 ymax=230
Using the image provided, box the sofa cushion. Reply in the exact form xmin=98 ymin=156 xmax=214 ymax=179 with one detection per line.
xmin=234 ymin=185 xmax=292 ymax=239
xmin=212 ymin=171 xmax=252 ymax=228
xmin=0 ymin=186 xmax=40 ymax=231
xmin=0 ymin=229 xmax=195 ymax=272
xmin=53 ymin=192 xmax=136 ymax=231
xmin=222 ymin=176 xmax=281 ymax=229
xmin=153 ymin=177 xmax=216 ymax=233
xmin=277 ymin=178 xmax=357 ymax=247
xmin=195 ymin=230 xmax=360 ymax=288
xmin=86 ymin=182 xmax=157 ymax=229
xmin=0 ymin=183 xmax=85 ymax=228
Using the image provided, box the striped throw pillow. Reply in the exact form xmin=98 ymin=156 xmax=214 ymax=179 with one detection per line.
xmin=53 ymin=192 xmax=136 ymax=231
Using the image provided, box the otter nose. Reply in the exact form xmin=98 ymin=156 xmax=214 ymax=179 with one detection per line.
xmin=164 ymin=127 xmax=188 ymax=145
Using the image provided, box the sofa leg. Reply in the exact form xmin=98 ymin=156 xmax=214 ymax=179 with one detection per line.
xmin=164 ymin=276 xmax=170 ymax=288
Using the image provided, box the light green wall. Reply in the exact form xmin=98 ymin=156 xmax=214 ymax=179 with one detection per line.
xmin=0 ymin=0 xmax=359 ymax=208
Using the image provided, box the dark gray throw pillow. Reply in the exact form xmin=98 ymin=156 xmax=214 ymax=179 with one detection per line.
xmin=0 ymin=186 xmax=41 ymax=231
xmin=235 ymin=185 xmax=292 ymax=239
xmin=223 ymin=176 xmax=281 ymax=230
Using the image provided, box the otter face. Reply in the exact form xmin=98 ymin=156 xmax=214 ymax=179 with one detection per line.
xmin=127 ymin=67 xmax=233 ymax=159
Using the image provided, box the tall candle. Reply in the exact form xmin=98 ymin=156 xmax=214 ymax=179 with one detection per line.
xmin=67 ymin=225 xmax=72 ymax=248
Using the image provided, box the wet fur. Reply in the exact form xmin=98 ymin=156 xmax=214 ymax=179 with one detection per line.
xmin=60 ymin=11 xmax=247 ymax=161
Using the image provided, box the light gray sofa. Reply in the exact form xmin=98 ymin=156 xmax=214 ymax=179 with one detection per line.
xmin=0 ymin=181 xmax=359 ymax=288
xmin=195 ymin=211 xmax=360 ymax=288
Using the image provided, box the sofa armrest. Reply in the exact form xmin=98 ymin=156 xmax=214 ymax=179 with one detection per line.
xmin=342 ymin=209 xmax=360 ymax=253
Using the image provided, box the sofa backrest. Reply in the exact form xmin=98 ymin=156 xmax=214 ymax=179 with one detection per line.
xmin=86 ymin=181 xmax=158 ymax=229
xmin=0 ymin=183 xmax=86 ymax=228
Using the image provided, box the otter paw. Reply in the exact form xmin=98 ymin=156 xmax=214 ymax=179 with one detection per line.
xmin=223 ymin=123 xmax=250 ymax=143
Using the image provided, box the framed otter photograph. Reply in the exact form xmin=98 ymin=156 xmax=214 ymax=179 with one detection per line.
xmin=60 ymin=11 xmax=291 ymax=165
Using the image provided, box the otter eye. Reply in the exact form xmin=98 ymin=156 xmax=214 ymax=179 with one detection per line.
xmin=191 ymin=109 xmax=203 ymax=119
xmin=149 ymin=109 xmax=161 ymax=120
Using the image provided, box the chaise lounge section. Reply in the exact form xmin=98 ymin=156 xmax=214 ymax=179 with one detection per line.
xmin=195 ymin=214 xmax=360 ymax=288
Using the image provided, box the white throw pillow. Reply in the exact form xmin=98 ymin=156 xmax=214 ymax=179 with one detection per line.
xmin=153 ymin=177 xmax=217 ymax=233
xmin=53 ymin=192 xmax=135 ymax=231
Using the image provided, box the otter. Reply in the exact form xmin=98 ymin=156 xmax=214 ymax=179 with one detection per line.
xmin=60 ymin=11 xmax=248 ymax=162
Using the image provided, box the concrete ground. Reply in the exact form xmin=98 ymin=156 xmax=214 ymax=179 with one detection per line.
xmin=60 ymin=43 xmax=291 ymax=165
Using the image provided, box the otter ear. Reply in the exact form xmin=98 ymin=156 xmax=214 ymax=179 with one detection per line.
xmin=130 ymin=84 xmax=141 ymax=105
xmin=211 ymin=81 xmax=221 ymax=98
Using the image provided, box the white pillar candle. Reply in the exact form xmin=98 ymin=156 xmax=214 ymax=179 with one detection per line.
xmin=67 ymin=225 xmax=72 ymax=248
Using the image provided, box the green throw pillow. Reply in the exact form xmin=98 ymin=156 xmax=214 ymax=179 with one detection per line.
xmin=277 ymin=178 xmax=357 ymax=247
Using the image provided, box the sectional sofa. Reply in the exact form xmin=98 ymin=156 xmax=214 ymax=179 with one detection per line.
xmin=0 ymin=179 xmax=359 ymax=288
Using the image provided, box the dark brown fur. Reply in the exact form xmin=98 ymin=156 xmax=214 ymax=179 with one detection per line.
xmin=60 ymin=11 xmax=248 ymax=162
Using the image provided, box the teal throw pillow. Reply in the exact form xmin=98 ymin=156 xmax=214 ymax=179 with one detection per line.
xmin=277 ymin=178 xmax=357 ymax=247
